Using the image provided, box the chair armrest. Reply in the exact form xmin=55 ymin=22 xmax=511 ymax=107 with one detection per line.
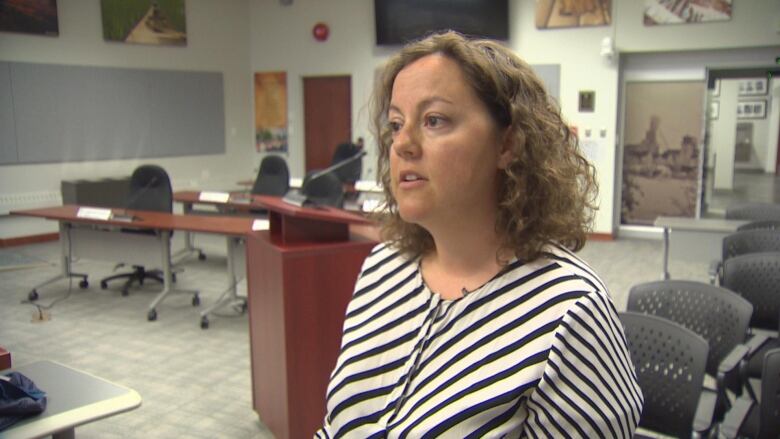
xmin=744 ymin=333 xmax=770 ymax=356
xmin=716 ymin=344 xmax=750 ymax=416
xmin=708 ymin=259 xmax=721 ymax=285
xmin=718 ymin=397 xmax=752 ymax=439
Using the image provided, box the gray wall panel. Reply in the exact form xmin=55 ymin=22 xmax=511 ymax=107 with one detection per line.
xmin=7 ymin=62 xmax=224 ymax=164
xmin=146 ymin=70 xmax=225 ymax=157
xmin=0 ymin=62 xmax=17 ymax=165
xmin=532 ymin=64 xmax=561 ymax=102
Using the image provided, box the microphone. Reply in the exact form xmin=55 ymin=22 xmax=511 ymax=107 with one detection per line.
xmin=283 ymin=151 xmax=367 ymax=207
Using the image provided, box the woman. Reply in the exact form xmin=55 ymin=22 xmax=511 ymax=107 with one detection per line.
xmin=317 ymin=31 xmax=642 ymax=438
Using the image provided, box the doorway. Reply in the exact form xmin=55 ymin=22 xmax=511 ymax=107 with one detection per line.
xmin=303 ymin=76 xmax=352 ymax=174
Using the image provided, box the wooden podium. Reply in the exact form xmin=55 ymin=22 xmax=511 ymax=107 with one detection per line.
xmin=246 ymin=196 xmax=377 ymax=439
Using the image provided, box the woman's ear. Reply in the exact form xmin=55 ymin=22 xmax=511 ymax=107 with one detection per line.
xmin=497 ymin=129 xmax=515 ymax=170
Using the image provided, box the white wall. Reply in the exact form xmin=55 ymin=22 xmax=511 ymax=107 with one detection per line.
xmin=0 ymin=0 xmax=252 ymax=238
xmin=711 ymin=81 xmax=739 ymax=190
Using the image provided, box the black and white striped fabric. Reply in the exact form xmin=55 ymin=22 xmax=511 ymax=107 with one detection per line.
xmin=316 ymin=243 xmax=643 ymax=438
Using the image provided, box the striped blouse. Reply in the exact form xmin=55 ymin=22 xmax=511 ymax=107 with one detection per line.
xmin=316 ymin=243 xmax=643 ymax=438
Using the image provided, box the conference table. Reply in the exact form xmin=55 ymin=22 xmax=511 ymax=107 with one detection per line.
xmin=11 ymin=205 xmax=255 ymax=323
xmin=0 ymin=360 xmax=142 ymax=439
xmin=654 ymin=216 xmax=748 ymax=279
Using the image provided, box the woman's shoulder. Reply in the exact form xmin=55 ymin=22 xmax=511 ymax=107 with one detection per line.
xmin=358 ymin=242 xmax=418 ymax=277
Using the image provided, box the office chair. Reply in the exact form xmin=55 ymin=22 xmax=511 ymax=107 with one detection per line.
xmin=721 ymin=252 xmax=780 ymax=382
xmin=626 ymin=280 xmax=753 ymax=428
xmin=725 ymin=202 xmax=780 ymax=222
xmin=252 ymin=155 xmax=290 ymax=197
xmin=99 ymin=165 xmax=174 ymax=296
xmin=331 ymin=141 xmax=362 ymax=185
xmin=720 ymin=347 xmax=780 ymax=439
xmin=708 ymin=229 xmax=780 ymax=284
xmin=737 ymin=220 xmax=780 ymax=232
xmin=301 ymin=171 xmax=344 ymax=208
xmin=619 ymin=311 xmax=710 ymax=439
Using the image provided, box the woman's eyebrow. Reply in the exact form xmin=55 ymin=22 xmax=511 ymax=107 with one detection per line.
xmin=389 ymin=96 xmax=455 ymax=115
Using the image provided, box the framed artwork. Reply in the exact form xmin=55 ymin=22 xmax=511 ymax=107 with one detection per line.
xmin=0 ymin=0 xmax=59 ymax=36
xmin=737 ymin=100 xmax=767 ymax=120
xmin=711 ymin=79 xmax=720 ymax=97
xmin=536 ymin=0 xmax=611 ymax=29
xmin=579 ymin=90 xmax=595 ymax=112
xmin=738 ymin=78 xmax=768 ymax=96
xmin=621 ymin=81 xmax=705 ymax=225
xmin=709 ymin=101 xmax=719 ymax=120
xmin=644 ymin=0 xmax=732 ymax=26
xmin=254 ymin=72 xmax=288 ymax=153
xmin=101 ymin=0 xmax=187 ymax=46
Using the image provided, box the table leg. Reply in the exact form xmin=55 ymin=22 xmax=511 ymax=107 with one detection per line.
xmin=27 ymin=223 xmax=88 ymax=301
xmin=172 ymin=202 xmax=206 ymax=262
xmin=146 ymin=231 xmax=199 ymax=321
xmin=662 ymin=226 xmax=670 ymax=280
xmin=199 ymin=236 xmax=246 ymax=329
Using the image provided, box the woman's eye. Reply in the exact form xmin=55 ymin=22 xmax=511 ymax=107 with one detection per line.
xmin=388 ymin=121 xmax=401 ymax=133
xmin=425 ymin=115 xmax=445 ymax=128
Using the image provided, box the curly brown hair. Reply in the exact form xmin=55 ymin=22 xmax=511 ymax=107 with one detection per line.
xmin=371 ymin=31 xmax=598 ymax=263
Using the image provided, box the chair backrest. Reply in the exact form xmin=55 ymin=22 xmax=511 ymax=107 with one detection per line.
xmin=619 ymin=311 xmax=708 ymax=439
xmin=302 ymin=171 xmax=344 ymax=208
xmin=126 ymin=165 xmax=172 ymax=213
xmin=722 ymin=229 xmax=780 ymax=263
xmin=252 ymin=155 xmax=290 ymax=197
xmin=722 ymin=252 xmax=780 ymax=331
xmin=331 ymin=142 xmax=362 ymax=184
xmin=627 ymin=280 xmax=752 ymax=377
xmin=757 ymin=348 xmax=780 ymax=439
xmin=725 ymin=202 xmax=780 ymax=221
xmin=737 ymin=220 xmax=780 ymax=232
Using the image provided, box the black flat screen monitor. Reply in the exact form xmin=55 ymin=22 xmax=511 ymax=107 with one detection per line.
xmin=375 ymin=0 xmax=509 ymax=46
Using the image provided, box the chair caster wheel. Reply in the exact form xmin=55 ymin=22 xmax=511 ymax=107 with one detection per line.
xmin=79 ymin=279 xmax=89 ymax=289
xmin=29 ymin=290 xmax=39 ymax=301
xmin=192 ymin=295 xmax=200 ymax=307
xmin=147 ymin=309 xmax=157 ymax=321
xmin=200 ymin=317 xmax=209 ymax=329
xmin=121 ymin=289 xmax=130 ymax=297
xmin=235 ymin=301 xmax=248 ymax=314
xmin=198 ymin=252 xmax=206 ymax=261
xmin=100 ymin=281 xmax=108 ymax=289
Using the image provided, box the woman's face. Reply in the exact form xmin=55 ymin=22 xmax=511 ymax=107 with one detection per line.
xmin=388 ymin=54 xmax=511 ymax=230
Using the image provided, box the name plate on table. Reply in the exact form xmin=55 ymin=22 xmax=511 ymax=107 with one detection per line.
xmin=252 ymin=219 xmax=270 ymax=231
xmin=199 ymin=191 xmax=231 ymax=203
xmin=76 ymin=207 xmax=113 ymax=221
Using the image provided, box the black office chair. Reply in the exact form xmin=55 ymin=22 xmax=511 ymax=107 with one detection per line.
xmin=100 ymin=165 xmax=173 ymax=296
xmin=721 ymin=252 xmax=780 ymax=383
xmin=720 ymin=347 xmax=780 ymax=439
xmin=619 ymin=311 xmax=710 ymax=439
xmin=627 ymin=280 xmax=753 ymax=428
xmin=331 ymin=141 xmax=362 ymax=185
xmin=708 ymin=229 xmax=780 ymax=284
xmin=737 ymin=220 xmax=780 ymax=232
xmin=252 ymin=155 xmax=290 ymax=197
xmin=301 ymin=171 xmax=344 ymax=208
xmin=725 ymin=202 xmax=780 ymax=222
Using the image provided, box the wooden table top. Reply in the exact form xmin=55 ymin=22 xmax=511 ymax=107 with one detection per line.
xmin=12 ymin=205 xmax=255 ymax=237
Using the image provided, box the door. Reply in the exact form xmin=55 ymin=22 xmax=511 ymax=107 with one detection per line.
xmin=303 ymin=76 xmax=351 ymax=174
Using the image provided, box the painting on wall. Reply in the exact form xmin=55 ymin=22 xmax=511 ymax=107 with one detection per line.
xmin=101 ymin=0 xmax=186 ymax=46
xmin=737 ymin=100 xmax=767 ymax=120
xmin=621 ymin=81 xmax=705 ymax=225
xmin=0 ymin=0 xmax=59 ymax=36
xmin=255 ymin=72 xmax=288 ymax=154
xmin=738 ymin=78 xmax=768 ymax=96
xmin=536 ymin=0 xmax=611 ymax=29
xmin=644 ymin=0 xmax=732 ymax=26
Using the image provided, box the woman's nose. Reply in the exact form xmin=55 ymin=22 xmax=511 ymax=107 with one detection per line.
xmin=392 ymin=124 xmax=421 ymax=159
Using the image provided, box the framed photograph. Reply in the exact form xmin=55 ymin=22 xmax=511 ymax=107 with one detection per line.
xmin=737 ymin=100 xmax=767 ymax=120
xmin=578 ymin=90 xmax=595 ymax=112
xmin=101 ymin=0 xmax=186 ymax=46
xmin=709 ymin=101 xmax=719 ymax=120
xmin=0 ymin=0 xmax=59 ymax=36
xmin=711 ymin=79 xmax=720 ymax=97
xmin=738 ymin=78 xmax=768 ymax=97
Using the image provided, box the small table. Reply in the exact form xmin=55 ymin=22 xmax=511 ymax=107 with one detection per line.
xmin=654 ymin=216 xmax=748 ymax=279
xmin=0 ymin=360 xmax=141 ymax=439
